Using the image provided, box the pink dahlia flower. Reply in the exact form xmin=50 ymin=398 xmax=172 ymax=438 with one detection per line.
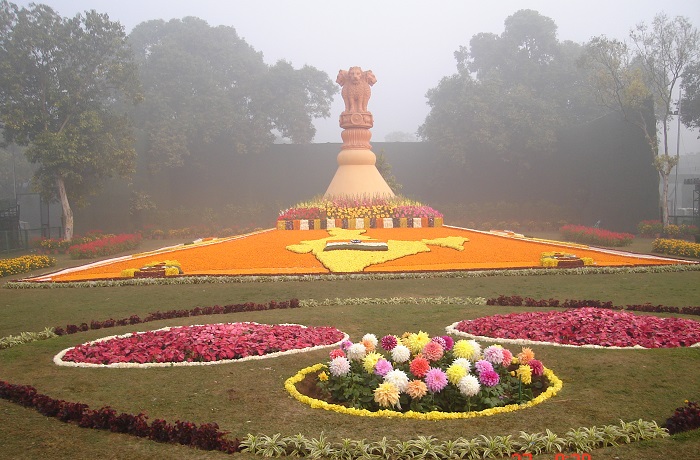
xmin=528 ymin=359 xmax=544 ymax=376
xmin=474 ymin=360 xmax=494 ymax=374
xmin=425 ymin=367 xmax=448 ymax=393
xmin=479 ymin=369 xmax=500 ymax=387
xmin=381 ymin=335 xmax=398 ymax=351
xmin=422 ymin=341 xmax=444 ymax=361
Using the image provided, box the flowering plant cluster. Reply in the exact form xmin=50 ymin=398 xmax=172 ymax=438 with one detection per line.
xmin=663 ymin=223 xmax=699 ymax=238
xmin=664 ymin=400 xmax=700 ymax=435
xmin=277 ymin=206 xmax=324 ymax=221
xmin=68 ymin=233 xmax=142 ymax=259
xmin=652 ymin=238 xmax=700 ymax=259
xmin=57 ymin=322 xmax=346 ymax=366
xmin=120 ymin=260 xmax=183 ymax=278
xmin=559 ymin=224 xmax=634 ymax=247
xmin=540 ymin=251 xmax=593 ymax=268
xmin=316 ymin=331 xmax=550 ymax=414
xmin=638 ymin=220 xmax=698 ymax=238
xmin=453 ymin=307 xmax=700 ymax=348
xmin=31 ymin=230 xmax=107 ymax=253
xmin=0 ymin=255 xmax=56 ymax=277
xmin=279 ymin=195 xmax=443 ymax=221
xmin=637 ymin=220 xmax=664 ymax=237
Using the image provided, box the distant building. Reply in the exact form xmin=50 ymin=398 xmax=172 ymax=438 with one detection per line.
xmin=669 ymin=153 xmax=700 ymax=223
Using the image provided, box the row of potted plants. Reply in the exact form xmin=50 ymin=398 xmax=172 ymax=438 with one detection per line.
xmin=0 ymin=254 xmax=55 ymax=277
xmin=277 ymin=216 xmax=444 ymax=230
xmin=278 ymin=196 xmax=443 ymax=221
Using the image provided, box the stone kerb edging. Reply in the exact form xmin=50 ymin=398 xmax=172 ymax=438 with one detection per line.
xmin=445 ymin=322 xmax=700 ymax=349
xmin=277 ymin=217 xmax=443 ymax=230
xmin=54 ymin=322 xmax=349 ymax=369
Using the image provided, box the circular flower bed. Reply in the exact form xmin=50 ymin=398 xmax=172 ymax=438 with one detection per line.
xmin=54 ymin=322 xmax=347 ymax=368
xmin=285 ymin=332 xmax=562 ymax=419
xmin=448 ymin=308 xmax=700 ymax=348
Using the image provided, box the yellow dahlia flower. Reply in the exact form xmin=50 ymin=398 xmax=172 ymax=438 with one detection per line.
xmin=374 ymin=382 xmax=400 ymax=408
xmin=446 ymin=363 xmax=468 ymax=385
xmin=363 ymin=352 xmax=382 ymax=373
xmin=516 ymin=365 xmax=532 ymax=385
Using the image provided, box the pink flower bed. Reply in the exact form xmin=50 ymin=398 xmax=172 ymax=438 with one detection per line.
xmin=56 ymin=322 xmax=346 ymax=366
xmin=453 ymin=308 xmax=700 ymax=348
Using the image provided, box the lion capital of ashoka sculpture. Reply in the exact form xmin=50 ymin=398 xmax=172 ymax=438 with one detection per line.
xmin=337 ymin=66 xmax=376 ymax=129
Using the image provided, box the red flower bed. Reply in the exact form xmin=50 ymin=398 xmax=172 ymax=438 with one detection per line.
xmin=59 ymin=322 xmax=346 ymax=365
xmin=68 ymin=233 xmax=142 ymax=259
xmin=454 ymin=308 xmax=700 ymax=348
xmin=560 ymin=224 xmax=634 ymax=247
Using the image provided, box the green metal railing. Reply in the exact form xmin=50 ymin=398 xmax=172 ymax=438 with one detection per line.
xmin=0 ymin=227 xmax=64 ymax=253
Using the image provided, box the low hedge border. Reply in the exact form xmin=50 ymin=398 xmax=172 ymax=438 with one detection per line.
xmin=6 ymin=263 xmax=700 ymax=289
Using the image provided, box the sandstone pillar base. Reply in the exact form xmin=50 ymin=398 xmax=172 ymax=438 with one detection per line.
xmin=323 ymin=148 xmax=395 ymax=198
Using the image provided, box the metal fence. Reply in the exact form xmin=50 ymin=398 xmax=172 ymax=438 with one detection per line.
xmin=0 ymin=226 xmax=64 ymax=253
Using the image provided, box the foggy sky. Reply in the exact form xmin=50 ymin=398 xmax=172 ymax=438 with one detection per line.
xmin=13 ymin=0 xmax=700 ymax=153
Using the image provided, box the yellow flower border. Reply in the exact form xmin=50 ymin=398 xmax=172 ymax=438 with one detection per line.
xmin=284 ymin=363 xmax=563 ymax=420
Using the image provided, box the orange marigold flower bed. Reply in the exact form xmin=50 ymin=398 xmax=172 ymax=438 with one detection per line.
xmin=41 ymin=226 xmax=683 ymax=282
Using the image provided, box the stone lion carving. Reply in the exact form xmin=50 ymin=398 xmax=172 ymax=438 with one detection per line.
xmin=337 ymin=66 xmax=377 ymax=114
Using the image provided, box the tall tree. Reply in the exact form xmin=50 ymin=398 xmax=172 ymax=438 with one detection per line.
xmin=583 ymin=14 xmax=700 ymax=226
xmin=681 ymin=60 xmax=700 ymax=134
xmin=419 ymin=10 xmax=592 ymax=167
xmin=128 ymin=18 xmax=336 ymax=174
xmin=0 ymin=1 xmax=142 ymax=240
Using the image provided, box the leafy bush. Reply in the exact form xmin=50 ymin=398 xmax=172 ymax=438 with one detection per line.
xmin=664 ymin=400 xmax=700 ymax=435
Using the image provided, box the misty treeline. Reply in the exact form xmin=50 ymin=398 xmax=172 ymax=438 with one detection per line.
xmin=0 ymin=4 xmax=698 ymax=238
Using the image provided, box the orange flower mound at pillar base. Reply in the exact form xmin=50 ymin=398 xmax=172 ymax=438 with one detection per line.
xmin=31 ymin=226 xmax=690 ymax=282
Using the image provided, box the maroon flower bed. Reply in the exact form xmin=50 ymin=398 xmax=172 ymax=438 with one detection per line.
xmin=454 ymin=308 xmax=700 ymax=348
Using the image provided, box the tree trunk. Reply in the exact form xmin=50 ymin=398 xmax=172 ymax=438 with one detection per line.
xmin=660 ymin=171 xmax=670 ymax=228
xmin=56 ymin=175 xmax=74 ymax=241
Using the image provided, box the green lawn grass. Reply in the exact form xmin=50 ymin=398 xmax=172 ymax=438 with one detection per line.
xmin=1 ymin=235 xmax=699 ymax=459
